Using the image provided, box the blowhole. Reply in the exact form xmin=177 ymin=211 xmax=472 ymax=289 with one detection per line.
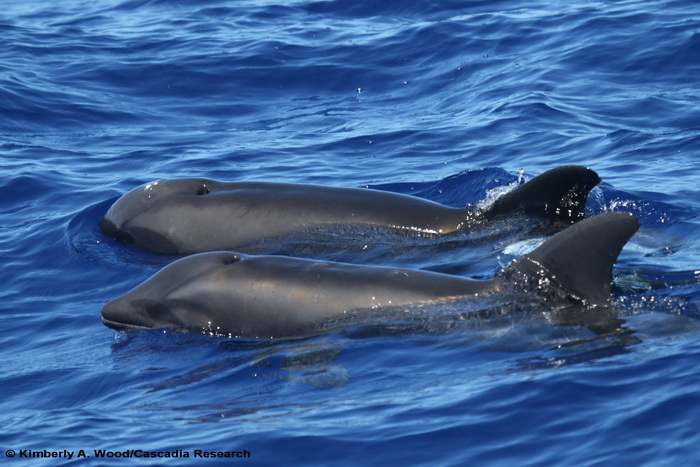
xmin=196 ymin=185 xmax=211 ymax=196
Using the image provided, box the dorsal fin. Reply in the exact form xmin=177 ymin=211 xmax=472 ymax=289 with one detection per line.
xmin=483 ymin=165 xmax=600 ymax=222
xmin=509 ymin=212 xmax=640 ymax=307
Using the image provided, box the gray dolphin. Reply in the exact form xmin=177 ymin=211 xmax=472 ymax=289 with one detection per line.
xmin=102 ymin=212 xmax=639 ymax=338
xmin=99 ymin=165 xmax=600 ymax=255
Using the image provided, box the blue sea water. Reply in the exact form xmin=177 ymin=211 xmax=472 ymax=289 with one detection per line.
xmin=2 ymin=0 xmax=700 ymax=465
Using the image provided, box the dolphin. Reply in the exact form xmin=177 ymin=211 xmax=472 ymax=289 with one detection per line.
xmin=102 ymin=212 xmax=639 ymax=338
xmin=99 ymin=165 xmax=600 ymax=255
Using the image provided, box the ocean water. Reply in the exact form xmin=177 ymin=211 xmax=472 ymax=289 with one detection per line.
xmin=2 ymin=0 xmax=700 ymax=465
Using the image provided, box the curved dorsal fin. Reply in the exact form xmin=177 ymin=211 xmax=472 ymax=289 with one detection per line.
xmin=511 ymin=211 xmax=640 ymax=307
xmin=484 ymin=165 xmax=601 ymax=222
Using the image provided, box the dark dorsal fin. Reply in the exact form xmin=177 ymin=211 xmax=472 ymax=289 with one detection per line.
xmin=510 ymin=212 xmax=640 ymax=307
xmin=483 ymin=165 xmax=601 ymax=222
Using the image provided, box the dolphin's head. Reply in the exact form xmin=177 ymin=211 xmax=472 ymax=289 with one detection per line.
xmin=99 ymin=178 xmax=220 ymax=254
xmin=102 ymin=251 xmax=243 ymax=334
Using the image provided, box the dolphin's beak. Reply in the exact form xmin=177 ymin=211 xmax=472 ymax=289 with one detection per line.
xmin=102 ymin=297 xmax=142 ymax=330
xmin=101 ymin=297 xmax=169 ymax=331
xmin=99 ymin=217 xmax=135 ymax=245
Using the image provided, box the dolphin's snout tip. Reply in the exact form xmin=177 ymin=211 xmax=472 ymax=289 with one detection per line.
xmin=101 ymin=299 xmax=124 ymax=330
xmin=99 ymin=217 xmax=134 ymax=245
xmin=101 ymin=298 xmax=142 ymax=331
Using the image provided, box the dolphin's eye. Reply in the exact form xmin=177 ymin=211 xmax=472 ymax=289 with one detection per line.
xmin=196 ymin=185 xmax=211 ymax=196
xmin=222 ymin=254 xmax=241 ymax=265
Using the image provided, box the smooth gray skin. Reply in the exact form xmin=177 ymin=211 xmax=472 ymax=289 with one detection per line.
xmin=102 ymin=212 xmax=639 ymax=338
xmin=99 ymin=165 xmax=601 ymax=255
